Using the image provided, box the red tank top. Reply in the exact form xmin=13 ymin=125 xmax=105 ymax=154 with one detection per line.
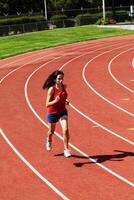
xmin=47 ymin=85 xmax=67 ymax=114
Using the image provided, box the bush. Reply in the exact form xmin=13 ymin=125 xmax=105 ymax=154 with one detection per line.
xmin=0 ymin=16 xmax=45 ymax=25
xmin=96 ymin=17 xmax=116 ymax=25
xmin=109 ymin=18 xmax=116 ymax=24
xmin=64 ymin=19 xmax=75 ymax=27
xmin=75 ymin=14 xmax=98 ymax=26
xmin=50 ymin=14 xmax=67 ymax=28
xmin=50 ymin=14 xmax=67 ymax=21
xmin=115 ymin=10 xmax=129 ymax=22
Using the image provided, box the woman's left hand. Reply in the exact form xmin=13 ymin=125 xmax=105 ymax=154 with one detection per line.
xmin=66 ymin=99 xmax=69 ymax=105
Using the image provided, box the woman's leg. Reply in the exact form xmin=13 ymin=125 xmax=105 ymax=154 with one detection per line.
xmin=59 ymin=116 xmax=69 ymax=150
xmin=47 ymin=122 xmax=56 ymax=141
xmin=59 ymin=116 xmax=71 ymax=157
xmin=46 ymin=122 xmax=56 ymax=151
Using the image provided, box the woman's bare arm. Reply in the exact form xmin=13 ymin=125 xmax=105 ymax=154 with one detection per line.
xmin=46 ymin=87 xmax=60 ymax=107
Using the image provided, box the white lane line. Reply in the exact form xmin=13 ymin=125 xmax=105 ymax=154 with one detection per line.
xmin=69 ymin=103 xmax=134 ymax=146
xmin=132 ymin=58 xmax=134 ymax=69
xmin=0 ymin=49 xmax=47 ymax=69
xmin=82 ymin=46 xmax=134 ymax=117
xmin=108 ymin=47 xmax=134 ymax=93
xmin=0 ymin=54 xmax=59 ymax=83
xmin=0 ymin=128 xmax=70 ymax=200
xmin=24 ymin=63 xmax=134 ymax=188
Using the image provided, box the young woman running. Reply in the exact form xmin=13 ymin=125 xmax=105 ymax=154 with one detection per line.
xmin=43 ymin=70 xmax=71 ymax=157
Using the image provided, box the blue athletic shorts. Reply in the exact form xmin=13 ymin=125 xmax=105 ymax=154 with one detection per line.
xmin=47 ymin=109 xmax=68 ymax=123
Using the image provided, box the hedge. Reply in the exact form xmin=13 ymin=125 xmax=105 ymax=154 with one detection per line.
xmin=0 ymin=16 xmax=45 ymax=25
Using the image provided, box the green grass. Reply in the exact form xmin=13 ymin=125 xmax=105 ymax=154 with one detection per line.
xmin=0 ymin=25 xmax=134 ymax=59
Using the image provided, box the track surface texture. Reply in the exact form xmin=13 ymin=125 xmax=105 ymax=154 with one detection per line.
xmin=0 ymin=35 xmax=134 ymax=200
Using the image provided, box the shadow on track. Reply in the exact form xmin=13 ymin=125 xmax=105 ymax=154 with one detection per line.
xmin=54 ymin=150 xmax=134 ymax=167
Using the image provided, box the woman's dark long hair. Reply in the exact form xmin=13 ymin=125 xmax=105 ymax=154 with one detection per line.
xmin=42 ymin=70 xmax=64 ymax=89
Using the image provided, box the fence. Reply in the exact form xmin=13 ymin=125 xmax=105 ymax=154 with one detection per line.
xmin=0 ymin=19 xmax=78 ymax=36
xmin=0 ymin=21 xmax=49 ymax=36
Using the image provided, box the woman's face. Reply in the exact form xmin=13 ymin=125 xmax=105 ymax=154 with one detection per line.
xmin=55 ymin=74 xmax=64 ymax=85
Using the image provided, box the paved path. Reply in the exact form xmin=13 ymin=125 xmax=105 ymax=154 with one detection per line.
xmin=100 ymin=24 xmax=134 ymax=30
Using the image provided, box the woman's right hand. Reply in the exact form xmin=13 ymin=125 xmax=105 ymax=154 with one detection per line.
xmin=55 ymin=95 xmax=60 ymax=103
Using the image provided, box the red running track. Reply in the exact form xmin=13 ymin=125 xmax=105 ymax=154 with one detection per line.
xmin=0 ymin=35 xmax=134 ymax=200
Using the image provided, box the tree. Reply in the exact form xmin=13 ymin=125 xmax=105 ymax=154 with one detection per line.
xmin=0 ymin=0 xmax=9 ymax=15
xmin=0 ymin=0 xmax=132 ymax=16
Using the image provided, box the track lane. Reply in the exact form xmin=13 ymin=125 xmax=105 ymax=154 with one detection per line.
xmin=0 ymin=129 xmax=62 ymax=200
xmin=83 ymin=45 xmax=134 ymax=115
xmin=108 ymin=50 xmax=134 ymax=91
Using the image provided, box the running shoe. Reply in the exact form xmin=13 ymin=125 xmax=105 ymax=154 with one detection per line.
xmin=64 ymin=149 xmax=71 ymax=157
xmin=46 ymin=139 xmax=52 ymax=151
